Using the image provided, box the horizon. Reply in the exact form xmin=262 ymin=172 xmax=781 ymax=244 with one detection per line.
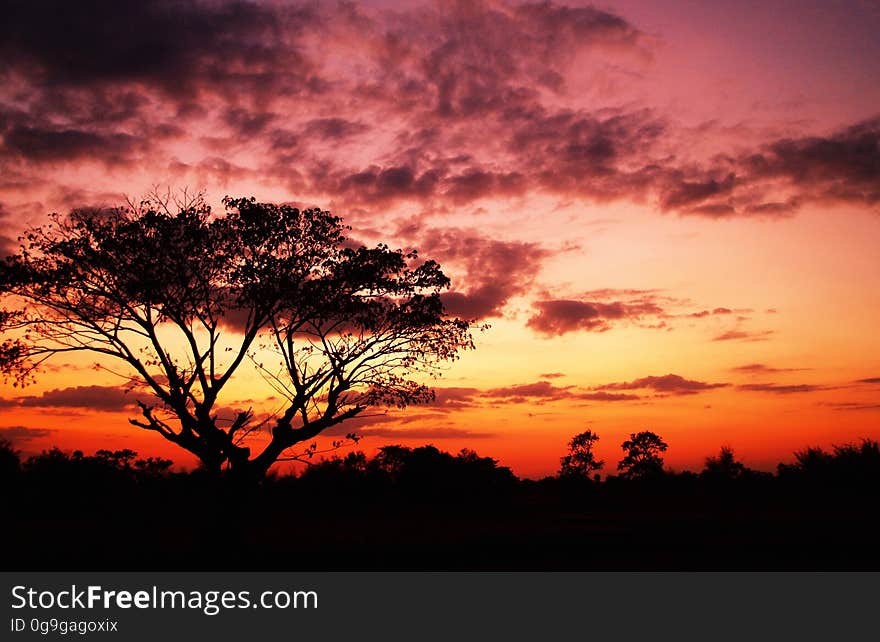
xmin=1 ymin=0 xmax=878 ymax=479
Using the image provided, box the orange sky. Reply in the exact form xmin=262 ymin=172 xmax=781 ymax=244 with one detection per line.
xmin=1 ymin=0 xmax=879 ymax=477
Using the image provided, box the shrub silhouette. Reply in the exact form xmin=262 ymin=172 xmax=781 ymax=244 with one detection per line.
xmin=778 ymin=438 xmax=880 ymax=490
xmin=299 ymin=444 xmax=515 ymax=501
xmin=701 ymin=446 xmax=747 ymax=481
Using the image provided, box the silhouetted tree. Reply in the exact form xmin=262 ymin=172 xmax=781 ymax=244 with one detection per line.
xmin=133 ymin=456 xmax=174 ymax=476
xmin=0 ymin=438 xmax=20 ymax=482
xmin=617 ymin=431 xmax=667 ymax=479
xmin=778 ymin=439 xmax=880 ymax=488
xmin=701 ymin=446 xmax=746 ymax=481
xmin=0 ymin=194 xmax=475 ymax=481
xmin=559 ymin=430 xmax=604 ymax=479
xmin=369 ymin=445 xmax=413 ymax=481
xmin=828 ymin=439 xmax=880 ymax=483
xmin=298 ymin=444 xmax=514 ymax=501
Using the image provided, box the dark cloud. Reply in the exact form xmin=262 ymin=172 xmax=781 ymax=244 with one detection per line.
xmin=381 ymin=0 xmax=644 ymax=119
xmin=689 ymin=307 xmax=733 ymax=318
xmin=0 ymin=425 xmax=55 ymax=442
xmin=712 ymin=329 xmax=774 ymax=342
xmin=855 ymin=377 xmax=880 ymax=384
xmin=539 ymin=372 xmax=565 ymax=379
xmin=821 ymin=401 xmax=880 ymax=412
xmin=304 ymin=118 xmax=369 ymax=141
xmin=415 ymin=228 xmax=549 ymax=319
xmin=483 ymin=381 xmax=573 ymax=400
xmin=355 ymin=427 xmax=495 ymax=439
xmin=595 ymin=374 xmax=729 ymax=395
xmin=660 ymin=173 xmax=736 ymax=211
xmin=1 ymin=0 xmax=875 ymax=220
xmin=748 ymin=118 xmax=880 ymax=203
xmin=737 ymin=383 xmax=826 ymax=394
xmin=443 ymin=169 xmax=527 ymax=204
xmin=508 ymin=107 xmax=668 ymax=203
xmin=1 ymin=123 xmax=139 ymax=165
xmin=0 ymin=385 xmax=141 ymax=411
xmin=477 ymin=381 xmax=645 ymax=404
xmin=331 ymin=165 xmax=442 ymax=206
xmin=224 ymin=108 xmax=275 ymax=137
xmin=526 ymin=298 xmax=664 ymax=336
xmin=424 ymin=387 xmax=481 ymax=411
xmin=0 ymin=0 xmax=312 ymax=94
xmin=0 ymin=0 xmax=320 ymax=175
xmin=732 ymin=363 xmax=805 ymax=374
xmin=575 ymin=391 xmax=640 ymax=401
xmin=0 ymin=202 xmax=18 ymax=256
xmin=668 ymin=117 xmax=880 ymax=216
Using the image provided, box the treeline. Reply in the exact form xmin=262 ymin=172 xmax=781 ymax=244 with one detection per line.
xmin=3 ymin=435 xmax=879 ymax=504
xmin=3 ymin=436 xmax=880 ymax=570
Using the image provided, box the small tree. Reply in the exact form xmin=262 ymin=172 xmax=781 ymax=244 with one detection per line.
xmin=559 ymin=430 xmax=604 ymax=479
xmin=701 ymin=446 xmax=746 ymax=481
xmin=0 ymin=194 xmax=475 ymax=481
xmin=617 ymin=430 xmax=667 ymax=479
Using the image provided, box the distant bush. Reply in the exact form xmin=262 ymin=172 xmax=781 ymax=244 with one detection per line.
xmin=778 ymin=439 xmax=880 ymax=490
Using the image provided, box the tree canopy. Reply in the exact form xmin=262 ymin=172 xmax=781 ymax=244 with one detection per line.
xmin=559 ymin=429 xmax=604 ymax=479
xmin=0 ymin=194 xmax=475 ymax=481
xmin=617 ymin=431 xmax=668 ymax=479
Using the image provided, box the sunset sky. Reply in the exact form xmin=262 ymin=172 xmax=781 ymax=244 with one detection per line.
xmin=1 ymin=0 xmax=879 ymax=477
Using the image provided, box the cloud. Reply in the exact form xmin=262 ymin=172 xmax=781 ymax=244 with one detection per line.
xmin=0 ymin=426 xmax=55 ymax=442
xmin=484 ymin=381 xmax=573 ymax=400
xmin=737 ymin=383 xmax=826 ymax=394
xmin=379 ymin=0 xmax=645 ymax=119
xmin=595 ymin=373 xmax=729 ymax=395
xmin=661 ymin=173 xmax=737 ymax=211
xmin=820 ymin=401 xmax=880 ymax=412
xmin=667 ymin=117 xmax=880 ymax=216
xmin=0 ymin=1 xmax=319 ymax=174
xmin=712 ymin=329 xmax=775 ymax=342
xmin=355 ymin=427 xmax=495 ymax=440
xmin=1 ymin=122 xmax=140 ymax=165
xmin=575 ymin=391 xmax=641 ymax=401
xmin=424 ymin=387 xmax=482 ymax=411
xmin=0 ymin=0 xmax=668 ymax=213
xmin=689 ymin=307 xmax=734 ymax=318
xmin=0 ymin=202 xmax=18 ymax=256
xmin=427 ymin=380 xmax=647 ymax=407
xmin=732 ymin=363 xmax=806 ymax=374
xmin=855 ymin=377 xmax=880 ymax=384
xmin=1 ymin=0 xmax=875 ymax=222
xmin=415 ymin=227 xmax=550 ymax=319
xmin=331 ymin=165 xmax=442 ymax=207
xmin=303 ymin=118 xmax=369 ymax=141
xmin=0 ymin=0 xmax=311 ymax=94
xmin=527 ymin=298 xmax=664 ymax=336
xmin=432 ymin=379 xmax=646 ymax=405
xmin=0 ymin=385 xmax=142 ymax=411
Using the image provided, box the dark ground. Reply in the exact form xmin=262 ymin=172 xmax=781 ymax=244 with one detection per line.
xmin=3 ymin=443 xmax=879 ymax=570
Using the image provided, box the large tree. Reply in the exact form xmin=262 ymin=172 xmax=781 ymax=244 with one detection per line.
xmin=0 ymin=195 xmax=475 ymax=481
